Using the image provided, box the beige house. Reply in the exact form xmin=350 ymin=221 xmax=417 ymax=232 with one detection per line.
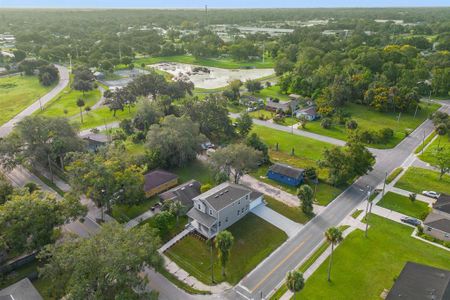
xmin=423 ymin=194 xmax=450 ymax=242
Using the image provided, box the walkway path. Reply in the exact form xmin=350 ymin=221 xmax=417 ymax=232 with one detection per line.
xmin=124 ymin=207 xmax=160 ymax=229
xmin=0 ymin=65 xmax=70 ymax=138
xmin=370 ymin=205 xmax=417 ymax=227
xmin=251 ymin=205 xmax=303 ymax=238
xmin=240 ymin=174 xmax=325 ymax=215
xmin=390 ymin=187 xmax=436 ymax=204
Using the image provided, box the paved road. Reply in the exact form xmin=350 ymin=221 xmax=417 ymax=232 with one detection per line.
xmin=233 ymin=103 xmax=450 ymax=299
xmin=0 ymin=65 xmax=70 ymax=138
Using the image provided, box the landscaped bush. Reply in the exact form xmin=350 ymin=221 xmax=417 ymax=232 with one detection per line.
xmin=321 ymin=117 xmax=332 ymax=129
xmin=417 ymin=231 xmax=450 ymax=249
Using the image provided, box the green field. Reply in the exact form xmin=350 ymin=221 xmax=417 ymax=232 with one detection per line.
xmin=265 ymin=195 xmax=312 ymax=224
xmin=165 ymin=213 xmax=287 ymax=285
xmin=377 ymin=192 xmax=430 ymax=220
xmin=395 ymin=167 xmax=450 ymax=195
xmin=419 ymin=135 xmax=450 ymax=166
xmin=302 ymin=102 xmax=440 ymax=149
xmin=38 ymin=84 xmax=101 ymax=118
xmin=249 ymin=125 xmax=344 ymax=205
xmin=297 ymin=215 xmax=450 ymax=299
xmin=0 ymin=75 xmax=54 ymax=125
xmin=135 ymin=55 xmax=274 ymax=69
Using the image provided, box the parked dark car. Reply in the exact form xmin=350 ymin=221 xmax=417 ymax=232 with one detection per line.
xmin=400 ymin=217 xmax=421 ymax=226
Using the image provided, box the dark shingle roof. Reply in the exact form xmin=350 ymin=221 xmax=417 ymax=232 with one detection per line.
xmin=424 ymin=212 xmax=450 ymax=233
xmin=159 ymin=180 xmax=201 ymax=207
xmin=269 ymin=163 xmax=304 ymax=179
xmin=0 ymin=278 xmax=43 ymax=300
xmin=386 ymin=262 xmax=450 ymax=300
xmin=194 ymin=182 xmax=251 ymax=211
xmin=434 ymin=194 xmax=450 ymax=214
xmin=144 ymin=170 xmax=178 ymax=192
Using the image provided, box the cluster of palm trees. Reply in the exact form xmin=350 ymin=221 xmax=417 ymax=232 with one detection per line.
xmin=285 ymin=226 xmax=343 ymax=299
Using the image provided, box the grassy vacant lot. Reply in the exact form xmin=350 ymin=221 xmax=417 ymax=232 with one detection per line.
xmin=171 ymin=159 xmax=215 ymax=186
xmin=395 ymin=167 xmax=450 ymax=195
xmin=135 ymin=55 xmax=274 ymax=69
xmin=250 ymin=125 xmax=344 ymax=205
xmin=298 ymin=215 xmax=450 ymax=299
xmin=419 ymin=135 xmax=450 ymax=166
xmin=265 ymin=195 xmax=311 ymax=224
xmin=38 ymin=84 xmax=101 ymax=118
xmin=112 ymin=196 xmax=159 ymax=223
xmin=71 ymin=105 xmax=136 ymax=130
xmin=165 ymin=213 xmax=287 ymax=285
xmin=254 ymin=85 xmax=290 ymax=101
xmin=377 ymin=192 xmax=430 ymax=220
xmin=303 ymin=102 xmax=440 ymax=148
xmin=0 ymin=75 xmax=53 ymax=125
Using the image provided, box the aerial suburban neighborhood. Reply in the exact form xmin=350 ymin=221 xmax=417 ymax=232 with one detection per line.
xmin=0 ymin=2 xmax=449 ymax=300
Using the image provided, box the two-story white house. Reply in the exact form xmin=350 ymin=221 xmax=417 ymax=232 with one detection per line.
xmin=186 ymin=182 xmax=263 ymax=239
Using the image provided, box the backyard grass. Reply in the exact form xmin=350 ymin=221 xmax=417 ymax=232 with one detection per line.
xmin=171 ymin=159 xmax=215 ymax=186
xmin=70 ymin=105 xmax=136 ymax=130
xmin=297 ymin=215 xmax=450 ymax=299
xmin=38 ymin=83 xmax=101 ymax=118
xmin=377 ymin=192 xmax=430 ymax=220
xmin=419 ymin=135 xmax=450 ymax=166
xmin=386 ymin=167 xmax=404 ymax=184
xmin=111 ymin=196 xmax=159 ymax=223
xmin=395 ymin=167 xmax=450 ymax=195
xmin=165 ymin=213 xmax=287 ymax=285
xmin=139 ymin=215 xmax=189 ymax=243
xmin=264 ymin=195 xmax=312 ymax=224
xmin=302 ymin=102 xmax=440 ymax=149
xmin=0 ymin=75 xmax=54 ymax=125
xmin=135 ymin=55 xmax=274 ymax=69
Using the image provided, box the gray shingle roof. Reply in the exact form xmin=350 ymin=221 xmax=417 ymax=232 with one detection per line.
xmin=424 ymin=212 xmax=450 ymax=233
xmin=269 ymin=163 xmax=304 ymax=179
xmin=144 ymin=170 xmax=178 ymax=192
xmin=386 ymin=262 xmax=450 ymax=300
xmin=434 ymin=194 xmax=450 ymax=214
xmin=159 ymin=180 xmax=201 ymax=207
xmin=187 ymin=207 xmax=217 ymax=227
xmin=193 ymin=182 xmax=251 ymax=211
xmin=0 ymin=278 xmax=43 ymax=300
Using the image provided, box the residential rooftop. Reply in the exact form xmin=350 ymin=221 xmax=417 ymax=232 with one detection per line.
xmin=193 ymin=182 xmax=251 ymax=211
xmin=269 ymin=163 xmax=304 ymax=179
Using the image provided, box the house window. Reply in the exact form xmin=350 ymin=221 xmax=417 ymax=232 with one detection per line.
xmin=237 ymin=210 xmax=240 ymax=216
xmin=209 ymin=209 xmax=213 ymax=215
xmin=197 ymin=204 xmax=201 ymax=210
xmin=225 ymin=217 xmax=228 ymax=222
xmin=219 ymin=221 xmax=221 ymax=227
xmin=427 ymin=227 xmax=432 ymax=232
xmin=238 ymin=199 xmax=241 ymax=205
xmin=241 ymin=208 xmax=244 ymax=213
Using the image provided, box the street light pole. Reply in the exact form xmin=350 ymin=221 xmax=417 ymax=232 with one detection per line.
xmin=364 ymin=186 xmax=372 ymax=238
xmin=382 ymin=171 xmax=387 ymax=197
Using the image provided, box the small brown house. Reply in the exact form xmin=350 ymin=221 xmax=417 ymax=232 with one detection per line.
xmin=144 ymin=170 xmax=178 ymax=198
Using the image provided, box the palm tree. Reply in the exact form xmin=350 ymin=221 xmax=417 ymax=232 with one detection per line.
xmin=325 ymin=227 xmax=343 ymax=282
xmin=215 ymin=230 xmax=234 ymax=277
xmin=76 ymin=98 xmax=85 ymax=123
xmin=286 ymin=271 xmax=305 ymax=299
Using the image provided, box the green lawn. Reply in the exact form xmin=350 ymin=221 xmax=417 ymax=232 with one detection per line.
xmin=0 ymin=75 xmax=54 ymax=125
xmin=135 ymin=55 xmax=274 ymax=69
xmin=165 ymin=213 xmax=287 ymax=285
xmin=171 ymin=160 xmax=215 ymax=186
xmin=377 ymin=192 xmax=430 ymax=220
xmin=415 ymin=132 xmax=436 ymax=154
xmin=38 ymin=84 xmax=101 ymax=118
xmin=111 ymin=196 xmax=159 ymax=223
xmin=302 ymin=102 xmax=440 ymax=149
xmin=249 ymin=110 xmax=275 ymax=120
xmin=395 ymin=167 xmax=450 ymax=195
xmin=255 ymin=85 xmax=290 ymax=101
xmin=297 ymin=215 xmax=450 ymax=299
xmin=264 ymin=195 xmax=312 ymax=224
xmin=70 ymin=105 xmax=136 ymax=130
xmin=419 ymin=135 xmax=450 ymax=166
xmin=386 ymin=167 xmax=404 ymax=184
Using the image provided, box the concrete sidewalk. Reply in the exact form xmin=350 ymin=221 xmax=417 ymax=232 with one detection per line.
xmin=389 ymin=187 xmax=436 ymax=205
xmin=370 ymin=205 xmax=418 ymax=228
xmin=252 ymin=205 xmax=303 ymax=238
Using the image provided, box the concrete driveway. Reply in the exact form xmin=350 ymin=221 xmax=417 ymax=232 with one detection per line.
xmin=251 ymin=205 xmax=303 ymax=238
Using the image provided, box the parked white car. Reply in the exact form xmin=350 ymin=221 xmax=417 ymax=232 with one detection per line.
xmin=422 ymin=191 xmax=440 ymax=199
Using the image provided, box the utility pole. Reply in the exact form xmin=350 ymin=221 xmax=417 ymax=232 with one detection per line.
xmin=413 ymin=102 xmax=419 ymax=119
xmin=397 ymin=112 xmax=401 ymax=123
xmin=205 ymin=5 xmax=209 ymax=29
xmin=382 ymin=171 xmax=387 ymax=197
xmin=262 ymin=42 xmax=265 ymax=63
xmin=421 ymin=130 xmax=425 ymax=155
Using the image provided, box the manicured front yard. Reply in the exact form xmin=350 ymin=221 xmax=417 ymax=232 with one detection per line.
xmin=0 ymin=75 xmax=54 ymax=125
xmin=135 ymin=55 xmax=274 ymax=69
xmin=377 ymin=192 xmax=430 ymax=220
xmin=264 ymin=195 xmax=312 ymax=224
xmin=165 ymin=213 xmax=287 ymax=285
xmin=302 ymin=102 xmax=440 ymax=149
xmin=419 ymin=135 xmax=450 ymax=166
xmin=395 ymin=167 xmax=450 ymax=195
xmin=297 ymin=215 xmax=450 ymax=299
xmin=111 ymin=196 xmax=159 ymax=223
